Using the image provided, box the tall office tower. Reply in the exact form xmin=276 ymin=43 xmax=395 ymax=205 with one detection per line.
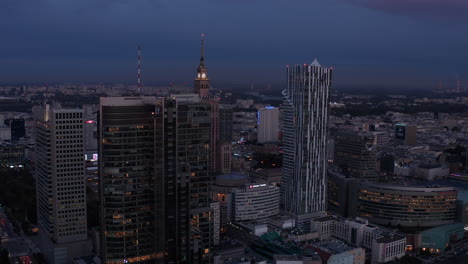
xmin=99 ymin=97 xmax=161 ymax=264
xmin=193 ymin=34 xmax=219 ymax=172
xmin=257 ymin=106 xmax=280 ymax=143
xmin=281 ymin=59 xmax=332 ymax=232
xmin=394 ymin=123 xmax=417 ymax=146
xmin=219 ymin=105 xmax=233 ymax=142
xmin=162 ymin=95 xmax=213 ymax=263
xmin=34 ymin=104 xmax=89 ymax=264
xmin=334 ymin=131 xmax=378 ymax=181
xmin=99 ymin=96 xmax=213 ymax=264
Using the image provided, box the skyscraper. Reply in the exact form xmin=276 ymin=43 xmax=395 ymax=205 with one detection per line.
xmin=193 ymin=34 xmax=219 ymax=173
xmin=99 ymin=96 xmax=213 ymax=264
xmin=257 ymin=106 xmax=280 ymax=143
xmin=99 ymin=97 xmax=161 ymax=263
xmin=162 ymin=95 xmax=213 ymax=263
xmin=34 ymin=104 xmax=89 ymax=264
xmin=281 ymin=59 xmax=333 ymax=232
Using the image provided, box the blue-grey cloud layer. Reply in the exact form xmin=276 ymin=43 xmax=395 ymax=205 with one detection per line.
xmin=0 ymin=0 xmax=467 ymax=89
xmin=352 ymin=0 xmax=468 ymax=20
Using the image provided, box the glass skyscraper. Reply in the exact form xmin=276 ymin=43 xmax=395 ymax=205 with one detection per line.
xmin=99 ymin=96 xmax=213 ymax=264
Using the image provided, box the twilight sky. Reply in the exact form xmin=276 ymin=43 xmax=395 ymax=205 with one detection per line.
xmin=1 ymin=0 xmax=467 ymax=90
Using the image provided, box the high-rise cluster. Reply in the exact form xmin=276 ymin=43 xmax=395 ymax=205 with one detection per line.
xmin=98 ymin=35 xmax=218 ymax=264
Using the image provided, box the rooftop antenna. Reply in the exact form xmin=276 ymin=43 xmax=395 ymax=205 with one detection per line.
xmin=137 ymin=45 xmax=141 ymax=94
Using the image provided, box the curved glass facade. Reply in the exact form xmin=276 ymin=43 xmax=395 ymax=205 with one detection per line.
xmin=358 ymin=183 xmax=457 ymax=227
xmin=100 ymin=103 xmax=157 ymax=264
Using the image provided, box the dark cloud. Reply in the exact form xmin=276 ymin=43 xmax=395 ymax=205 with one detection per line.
xmin=351 ymin=0 xmax=468 ymax=21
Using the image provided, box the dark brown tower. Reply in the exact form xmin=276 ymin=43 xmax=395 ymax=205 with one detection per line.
xmin=194 ymin=34 xmax=210 ymax=98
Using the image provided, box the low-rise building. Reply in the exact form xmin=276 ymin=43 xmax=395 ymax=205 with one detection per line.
xmin=311 ymin=216 xmax=406 ymax=263
xmin=417 ymin=223 xmax=464 ymax=254
xmin=371 ymin=237 xmax=406 ymax=264
xmin=415 ymin=164 xmax=449 ymax=180
xmin=306 ymin=240 xmax=365 ymax=264
xmin=274 ymin=255 xmax=322 ymax=264
xmin=211 ymin=174 xmax=280 ymax=225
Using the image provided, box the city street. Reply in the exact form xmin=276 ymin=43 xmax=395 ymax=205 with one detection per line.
xmin=0 ymin=207 xmax=38 ymax=263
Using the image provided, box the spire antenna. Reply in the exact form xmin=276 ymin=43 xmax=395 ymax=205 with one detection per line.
xmin=200 ymin=34 xmax=205 ymax=68
xmin=137 ymin=45 xmax=141 ymax=94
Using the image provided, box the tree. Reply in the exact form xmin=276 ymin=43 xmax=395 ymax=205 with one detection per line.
xmin=0 ymin=248 xmax=10 ymax=264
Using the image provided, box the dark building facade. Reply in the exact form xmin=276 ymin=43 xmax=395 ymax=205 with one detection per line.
xmin=99 ymin=98 xmax=159 ymax=264
xmin=394 ymin=124 xmax=417 ymax=146
xmin=334 ymin=131 xmax=378 ymax=181
xmin=4 ymin=118 xmax=25 ymax=141
xmin=0 ymin=143 xmax=25 ymax=167
xmin=218 ymin=106 xmax=233 ymax=143
xmin=99 ymin=96 xmax=213 ymax=264
xmin=327 ymin=169 xmax=359 ymax=218
xmin=159 ymin=96 xmax=213 ymax=263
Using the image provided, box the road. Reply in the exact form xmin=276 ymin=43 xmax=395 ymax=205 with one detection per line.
xmin=0 ymin=207 xmax=39 ymax=263
xmin=438 ymin=255 xmax=468 ymax=264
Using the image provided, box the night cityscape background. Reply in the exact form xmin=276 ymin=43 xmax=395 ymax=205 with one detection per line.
xmin=1 ymin=1 xmax=468 ymax=264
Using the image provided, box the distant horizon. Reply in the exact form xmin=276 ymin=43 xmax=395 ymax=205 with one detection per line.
xmin=0 ymin=79 xmax=465 ymax=97
xmin=1 ymin=0 xmax=467 ymax=89
xmin=0 ymin=62 xmax=465 ymax=92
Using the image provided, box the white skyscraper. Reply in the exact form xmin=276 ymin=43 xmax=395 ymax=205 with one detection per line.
xmin=257 ymin=106 xmax=280 ymax=143
xmin=35 ymin=105 xmax=89 ymax=264
xmin=281 ymin=59 xmax=333 ymax=232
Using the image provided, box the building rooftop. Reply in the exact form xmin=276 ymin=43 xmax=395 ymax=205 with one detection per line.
xmin=215 ymin=173 xmax=249 ymax=187
xmin=217 ymin=174 xmax=247 ymax=180
xmin=311 ymin=59 xmax=321 ymax=67
xmin=312 ymin=239 xmax=355 ymax=254
xmin=418 ymin=163 xmax=442 ymax=169
xmin=274 ymin=254 xmax=303 ymax=261
xmin=375 ymin=236 xmax=405 ymax=244
xmin=419 ymin=222 xmax=464 ymax=235
xmin=314 ymin=216 xmax=336 ymax=222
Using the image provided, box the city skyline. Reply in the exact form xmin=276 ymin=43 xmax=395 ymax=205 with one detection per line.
xmin=1 ymin=0 xmax=468 ymax=89
xmin=1 ymin=1 xmax=468 ymax=264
